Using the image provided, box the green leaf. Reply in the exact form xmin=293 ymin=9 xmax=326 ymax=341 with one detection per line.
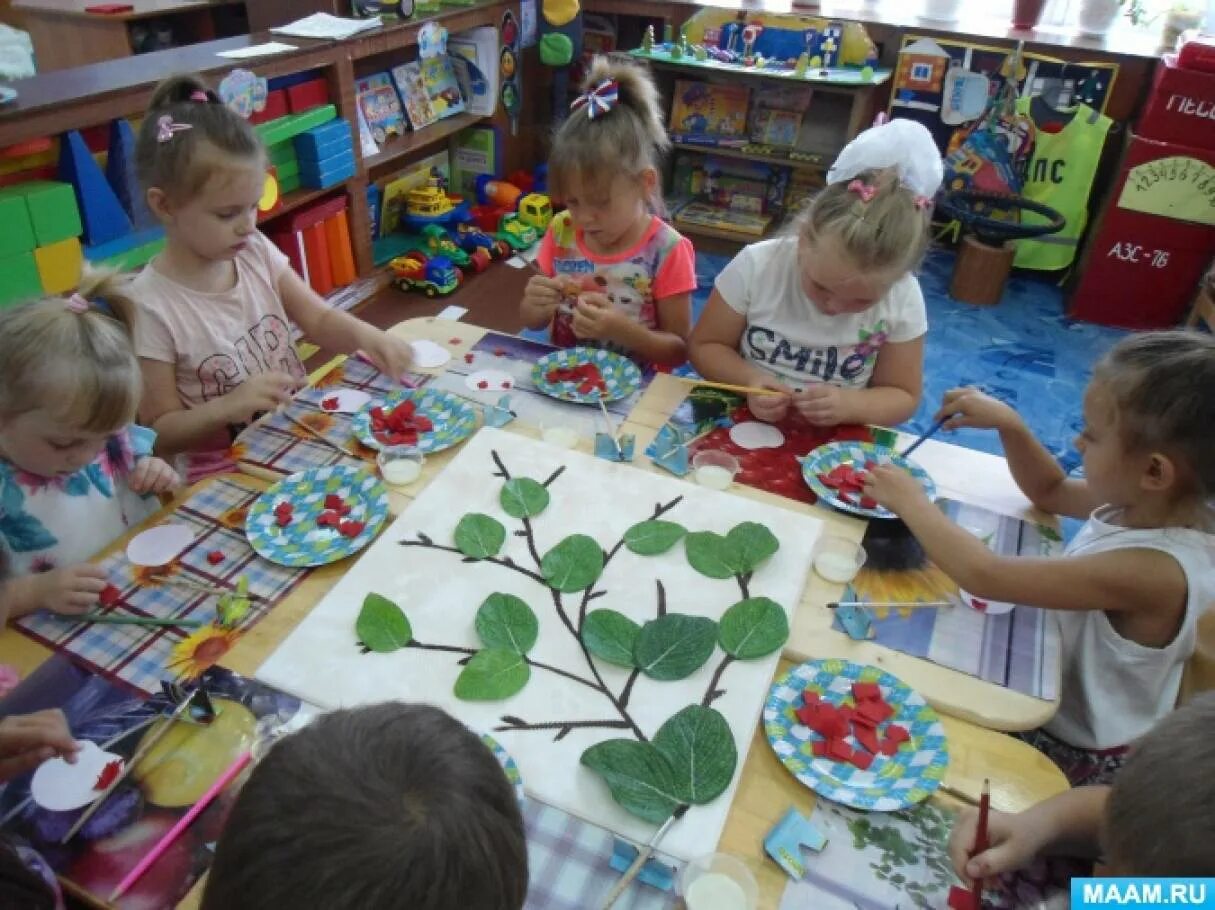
xmin=453 ymin=513 xmax=506 ymax=559
xmin=541 ymin=534 xmax=604 ymax=593
xmin=684 ymin=531 xmax=737 ymax=579
xmin=475 ymin=593 xmax=539 ymax=654
xmin=580 ymin=739 xmax=682 ymax=824
xmin=634 ymin=614 xmax=717 ymax=681
xmin=718 ymin=597 xmax=789 ymax=660
xmin=356 ymin=593 xmax=413 ymax=653
xmin=727 ymin=521 xmax=779 ymax=573
xmin=499 ymin=477 xmax=550 ymax=519
xmin=453 ymin=648 xmax=530 ymax=700
xmin=581 ymin=609 xmax=641 ymax=667
xmin=624 ymin=520 xmax=686 ymax=556
xmin=652 ymin=705 xmax=737 ymax=805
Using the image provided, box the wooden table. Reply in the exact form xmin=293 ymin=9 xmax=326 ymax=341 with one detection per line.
xmin=1 ymin=318 xmax=1069 ymax=909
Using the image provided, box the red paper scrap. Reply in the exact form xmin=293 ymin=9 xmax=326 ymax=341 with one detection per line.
xmin=493 ymin=347 xmax=507 ymax=356
xmin=811 ymin=739 xmax=828 ymax=758
xmin=99 ymin=584 xmax=120 ymax=607
xmin=206 ymin=551 xmax=224 ymax=565
xmin=371 ymin=401 xmax=431 ymax=446
xmin=851 ymin=749 xmax=874 ymax=770
xmin=948 ymin=886 xmax=978 ymax=910
xmin=93 ymin=759 xmax=123 ymax=791
xmin=851 ymin=682 xmax=881 ymax=703
xmin=324 ymin=494 xmax=344 ymax=510
xmin=478 ymin=380 xmax=489 ymax=390
xmin=317 ymin=510 xmax=341 ymax=528
xmin=546 ymin=363 xmax=607 ymax=395
xmin=321 ymin=396 xmax=339 ymax=412
xmin=338 ymin=520 xmax=365 ymax=538
xmin=449 ymin=337 xmax=462 ymax=345
xmin=463 ymin=353 xmax=475 ymax=364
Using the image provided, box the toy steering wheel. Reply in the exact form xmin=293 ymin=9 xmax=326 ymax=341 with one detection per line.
xmin=937 ymin=190 xmax=1066 ymax=246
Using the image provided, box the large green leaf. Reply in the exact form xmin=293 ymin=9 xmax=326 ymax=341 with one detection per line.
xmin=718 ymin=597 xmax=789 ymax=660
xmin=475 ymin=593 xmax=539 ymax=654
xmin=453 ymin=648 xmax=530 ymax=700
xmin=726 ymin=522 xmax=780 ymax=574
xmin=683 ymin=531 xmax=738 ymax=579
xmin=580 ymin=739 xmax=682 ymax=824
xmin=453 ymin=513 xmax=506 ymax=559
xmin=581 ymin=609 xmax=640 ymax=667
xmin=634 ymin=614 xmax=717 ymax=681
xmin=541 ymin=534 xmax=604 ymax=593
xmin=624 ymin=520 xmax=686 ymax=556
xmin=652 ymin=705 xmax=737 ymax=805
xmin=499 ymin=477 xmax=550 ymax=519
xmin=355 ymin=593 xmax=413 ymax=653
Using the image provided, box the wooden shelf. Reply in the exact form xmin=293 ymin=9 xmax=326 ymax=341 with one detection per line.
xmin=363 ymin=111 xmax=486 ymax=174
xmin=259 ymin=185 xmax=340 ymax=225
xmin=671 ymin=141 xmax=834 ymax=172
xmin=675 ymin=219 xmax=782 ymax=245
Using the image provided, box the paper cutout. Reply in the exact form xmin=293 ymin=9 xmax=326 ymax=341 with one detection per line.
xmin=466 ymin=369 xmax=515 ymax=393
xmin=125 ymin=524 xmax=195 ymax=567
xmin=31 ymin=740 xmax=123 ymax=812
xmin=635 ymin=615 xmax=717 ymax=681
xmin=456 ymin=648 xmax=531 ymax=700
xmin=958 ymin=586 xmax=1014 ymax=615
xmin=581 ymin=609 xmax=642 ymax=667
xmin=594 ymin=433 xmax=635 ymax=463
xmin=764 ymin=807 xmax=828 ymax=879
xmin=216 ymin=576 xmax=253 ymax=629
xmin=623 ymin=520 xmax=686 ymax=556
xmin=835 ymin=603 xmax=874 ymax=640
xmin=314 ymin=388 xmax=371 ymax=414
xmin=409 ymin=339 xmax=452 ymax=369
xmin=483 ymin=394 xmax=516 ymax=429
xmin=499 ymin=478 xmax=550 ymax=519
xmin=540 ymin=534 xmax=605 ymax=593
xmin=718 ymin=597 xmax=788 ymax=659
xmin=453 ymin=513 xmax=506 ymax=559
xmin=729 ymin=421 xmax=786 ymax=450
xmin=356 ymin=593 xmax=413 ymax=653
xmin=474 ymin=593 xmax=539 ymax=654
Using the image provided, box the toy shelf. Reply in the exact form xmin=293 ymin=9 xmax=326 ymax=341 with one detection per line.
xmin=258 ymin=186 xmax=336 ymax=226
xmin=364 ymin=111 xmax=487 ymax=176
xmin=671 ymin=140 xmax=834 ymax=173
xmin=635 ymin=51 xmax=893 ymax=89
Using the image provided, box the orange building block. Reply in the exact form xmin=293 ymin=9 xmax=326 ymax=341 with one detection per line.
xmin=324 ymin=209 xmax=356 ymax=287
xmin=34 ymin=237 xmax=83 ymax=294
xmin=302 ymin=222 xmax=333 ymax=296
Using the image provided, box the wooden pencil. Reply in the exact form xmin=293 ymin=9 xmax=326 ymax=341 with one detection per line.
xmin=148 ymin=574 xmax=268 ymax=603
xmin=673 ymin=376 xmax=785 ymax=398
xmin=971 ymin=779 xmax=991 ymax=907
xmin=282 ymin=411 xmax=360 ymax=459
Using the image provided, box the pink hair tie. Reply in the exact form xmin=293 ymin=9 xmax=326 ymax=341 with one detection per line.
xmin=189 ymin=90 xmax=209 ymax=102
xmin=848 ymin=179 xmax=877 ymax=203
xmin=914 ymin=195 xmax=933 ymax=211
xmin=66 ymin=293 xmax=90 ymax=313
xmin=156 ymin=114 xmax=192 ymax=143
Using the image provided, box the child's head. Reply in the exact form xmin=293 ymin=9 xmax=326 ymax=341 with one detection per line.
xmin=1081 ymin=331 xmax=1215 ymax=510
xmin=0 ymin=274 xmax=139 ymax=477
xmin=548 ymin=55 xmax=669 ymax=246
xmin=1102 ymin=692 xmax=1215 ymax=874
xmin=794 ymin=168 xmax=931 ymax=316
xmin=136 ymin=74 xmax=266 ymax=261
xmin=201 ymin=702 xmax=529 ymax=910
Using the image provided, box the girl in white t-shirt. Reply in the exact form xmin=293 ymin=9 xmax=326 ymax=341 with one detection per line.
xmin=865 ymin=332 xmax=1215 ymax=786
xmin=689 ymin=120 xmax=941 ymax=427
xmin=129 ymin=75 xmax=415 ymax=480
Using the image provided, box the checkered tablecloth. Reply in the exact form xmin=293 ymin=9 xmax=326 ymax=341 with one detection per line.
xmin=15 ymin=477 xmax=310 ymax=696
xmin=524 ymin=800 xmax=681 ymax=909
xmin=235 ymin=358 xmax=430 ymax=477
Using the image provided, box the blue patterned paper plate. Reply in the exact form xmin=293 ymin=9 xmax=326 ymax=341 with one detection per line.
xmin=246 ymin=465 xmax=389 ymax=568
xmin=764 ymin=658 xmax=949 ymax=812
xmin=351 ymin=388 xmax=478 ymax=454
xmin=801 ymin=441 xmax=935 ymax=519
xmin=531 ymin=347 xmax=642 ymax=404
xmin=481 ymin=732 xmax=525 ymax=806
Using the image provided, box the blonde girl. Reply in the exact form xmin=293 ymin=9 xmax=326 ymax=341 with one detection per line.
xmin=520 ymin=56 xmax=696 ymax=368
xmin=689 ymin=119 xmax=942 ymax=427
xmin=0 ymin=275 xmax=179 ymax=625
xmin=130 ymin=75 xmax=414 ymax=479
xmin=866 ymin=332 xmax=1215 ymax=785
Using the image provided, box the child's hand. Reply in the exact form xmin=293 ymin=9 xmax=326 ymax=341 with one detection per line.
xmin=792 ymin=385 xmax=850 ymax=426
xmin=128 ymin=456 xmax=180 ymax=495
xmin=0 ymin=710 xmax=80 ymax=781
xmin=361 ymin=333 xmax=415 ymax=381
xmin=27 ymin=564 xmax=109 ymax=616
xmin=227 ymin=372 xmax=301 ymax=424
xmin=572 ymin=293 xmax=625 ymax=343
xmin=747 ymin=380 xmax=793 ymax=423
xmin=522 ymin=275 xmax=570 ymax=321
xmin=948 ymin=806 xmax=1046 ymax=886
xmin=862 ymin=463 xmax=929 ymax=514
xmin=938 ymin=387 xmax=1021 ymax=433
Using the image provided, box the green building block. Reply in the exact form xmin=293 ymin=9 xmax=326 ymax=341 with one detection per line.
xmin=0 ymin=181 xmax=82 ymax=246
xmin=99 ymin=236 xmax=165 ymax=272
xmin=0 ymin=251 xmax=44 ymax=308
xmin=268 ymin=141 xmax=297 ymax=167
xmin=278 ymin=172 xmax=301 ymax=195
xmin=276 ymin=158 xmax=300 ymax=181
xmin=0 ymin=194 xmax=35 ymax=258
xmin=255 ymin=105 xmax=337 ymax=148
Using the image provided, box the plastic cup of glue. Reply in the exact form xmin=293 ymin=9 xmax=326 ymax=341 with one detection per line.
xmin=679 ymin=853 xmax=758 ymax=910
xmin=813 ymin=535 xmax=867 ymax=584
xmin=377 ymin=446 xmax=424 ymax=487
xmin=692 ymin=450 xmax=740 ymax=491
xmin=540 ymin=423 xmax=580 ymax=450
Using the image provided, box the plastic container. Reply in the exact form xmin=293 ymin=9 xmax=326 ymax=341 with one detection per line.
xmin=377 ymin=446 xmax=424 ymax=487
xmin=813 ymin=535 xmax=867 ymax=584
xmin=679 ymin=853 xmax=758 ymax=910
xmin=692 ymin=450 xmax=740 ymax=491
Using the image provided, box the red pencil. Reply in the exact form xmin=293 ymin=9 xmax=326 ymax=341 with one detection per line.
xmin=971 ymin=779 xmax=991 ymax=908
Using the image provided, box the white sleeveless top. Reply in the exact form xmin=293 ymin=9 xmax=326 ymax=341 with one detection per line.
xmin=1044 ymin=506 xmax=1215 ymax=750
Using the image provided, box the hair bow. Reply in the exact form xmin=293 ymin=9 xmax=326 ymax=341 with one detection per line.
xmin=914 ymin=195 xmax=933 ymax=211
xmin=570 ymin=79 xmax=619 ymax=121
xmin=65 ymin=293 xmax=90 ymax=314
xmin=848 ymin=179 xmax=877 ymax=203
xmin=156 ymin=114 xmax=193 ymax=144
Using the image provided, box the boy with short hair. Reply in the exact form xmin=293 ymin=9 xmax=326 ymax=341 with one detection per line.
xmin=202 ymin=702 xmax=529 ymax=910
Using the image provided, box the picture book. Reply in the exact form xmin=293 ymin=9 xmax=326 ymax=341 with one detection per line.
xmin=449 ymin=26 xmax=498 ymax=117
xmin=675 ymin=200 xmax=773 ymax=237
xmin=748 ymin=84 xmax=812 ymax=147
xmin=355 ymin=71 xmax=406 ymax=145
xmin=391 ymin=61 xmax=439 ymax=130
xmin=668 ymin=79 xmax=750 ymax=146
xmin=450 ymin=124 xmax=500 ymax=198
xmin=421 ymin=54 xmax=467 ymax=120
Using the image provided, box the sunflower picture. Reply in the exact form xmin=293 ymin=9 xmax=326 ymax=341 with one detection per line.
xmin=166 ymin=625 xmax=243 ymax=680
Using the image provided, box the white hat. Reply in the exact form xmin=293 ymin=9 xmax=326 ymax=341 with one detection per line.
xmin=826 ymin=119 xmax=944 ymax=200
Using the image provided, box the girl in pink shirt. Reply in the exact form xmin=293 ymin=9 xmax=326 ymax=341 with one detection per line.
xmin=520 ymin=57 xmax=696 ymax=369
xmin=129 ymin=74 xmax=414 ymax=479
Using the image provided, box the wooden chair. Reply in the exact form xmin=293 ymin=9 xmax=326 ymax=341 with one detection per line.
xmin=1179 ymin=609 xmax=1215 ymax=705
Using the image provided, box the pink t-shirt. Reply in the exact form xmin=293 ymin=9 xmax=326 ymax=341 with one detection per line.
xmin=535 ymin=212 xmax=696 ymax=364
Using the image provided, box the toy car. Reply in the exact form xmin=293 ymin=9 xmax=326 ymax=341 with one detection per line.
xmin=418 ymin=224 xmax=471 ymax=267
xmin=389 ymin=252 xmax=461 ymax=297
xmin=456 ymin=223 xmax=509 ymax=260
xmin=517 ymin=193 xmax=553 ymax=232
xmin=496 ymin=212 xmax=538 ymax=251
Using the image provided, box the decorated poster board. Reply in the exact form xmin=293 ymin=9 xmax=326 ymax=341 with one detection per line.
xmin=258 ymin=428 xmax=823 ymax=860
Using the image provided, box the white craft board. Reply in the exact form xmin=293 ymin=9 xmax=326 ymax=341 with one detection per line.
xmin=257 ymin=428 xmax=822 ymax=860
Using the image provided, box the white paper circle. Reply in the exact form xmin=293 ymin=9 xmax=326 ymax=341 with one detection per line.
xmin=958 ymin=588 xmax=1016 ymax=615
xmin=465 ymin=370 xmax=515 ymax=393
xmin=410 ymin=339 xmax=452 ymax=369
xmin=31 ymin=740 xmax=123 ymax=812
xmin=729 ymin=421 xmax=786 ymax=450
xmin=316 ymin=389 xmax=371 ymax=414
xmin=126 ymin=524 xmax=195 ymax=567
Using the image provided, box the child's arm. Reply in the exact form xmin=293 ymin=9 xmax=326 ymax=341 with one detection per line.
xmin=940 ymin=388 xmax=1099 ymax=519
xmin=277 ymin=270 xmax=414 ymax=379
xmin=0 ymin=710 xmax=81 ymax=780
xmin=948 ymin=787 xmax=1108 ymax=884
xmin=0 ymin=565 xmax=109 ymax=624
xmin=863 ymin=466 xmax=1189 ymax=633
xmin=689 ymin=290 xmax=794 ymax=419
xmin=571 ymin=291 xmax=690 ymax=365
xmin=793 ymin=336 xmax=923 ymax=427
xmin=520 ymin=275 xmax=571 ymax=329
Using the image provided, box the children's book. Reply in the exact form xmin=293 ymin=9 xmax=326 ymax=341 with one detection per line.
xmin=747 ymin=83 xmax=813 ymax=148
xmin=675 ymin=200 xmax=773 ymax=237
xmin=449 ymin=26 xmax=498 ymax=117
xmin=355 ymin=71 xmax=406 ymax=144
xmin=450 ymin=124 xmax=500 ymax=198
xmin=391 ymin=61 xmax=438 ymax=130
xmin=420 ymin=53 xmax=467 ymax=120
xmin=668 ymin=80 xmax=750 ymax=146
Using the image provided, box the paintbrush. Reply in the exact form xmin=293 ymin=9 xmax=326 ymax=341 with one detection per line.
xmin=283 ymin=411 xmax=361 ymax=459
xmin=970 ymin=779 xmax=991 ymax=907
xmin=57 ymin=613 xmax=206 ymax=629
xmin=596 ymin=398 xmax=623 ymax=459
xmin=62 ymin=690 xmax=203 ymax=843
xmin=673 ymin=376 xmax=786 ymax=398
xmin=899 ymin=416 xmax=948 ymax=459
xmin=828 ymin=600 xmax=953 ymax=610
xmin=147 ymin=574 xmax=269 ymax=604
xmin=599 ymin=805 xmax=687 ymax=909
